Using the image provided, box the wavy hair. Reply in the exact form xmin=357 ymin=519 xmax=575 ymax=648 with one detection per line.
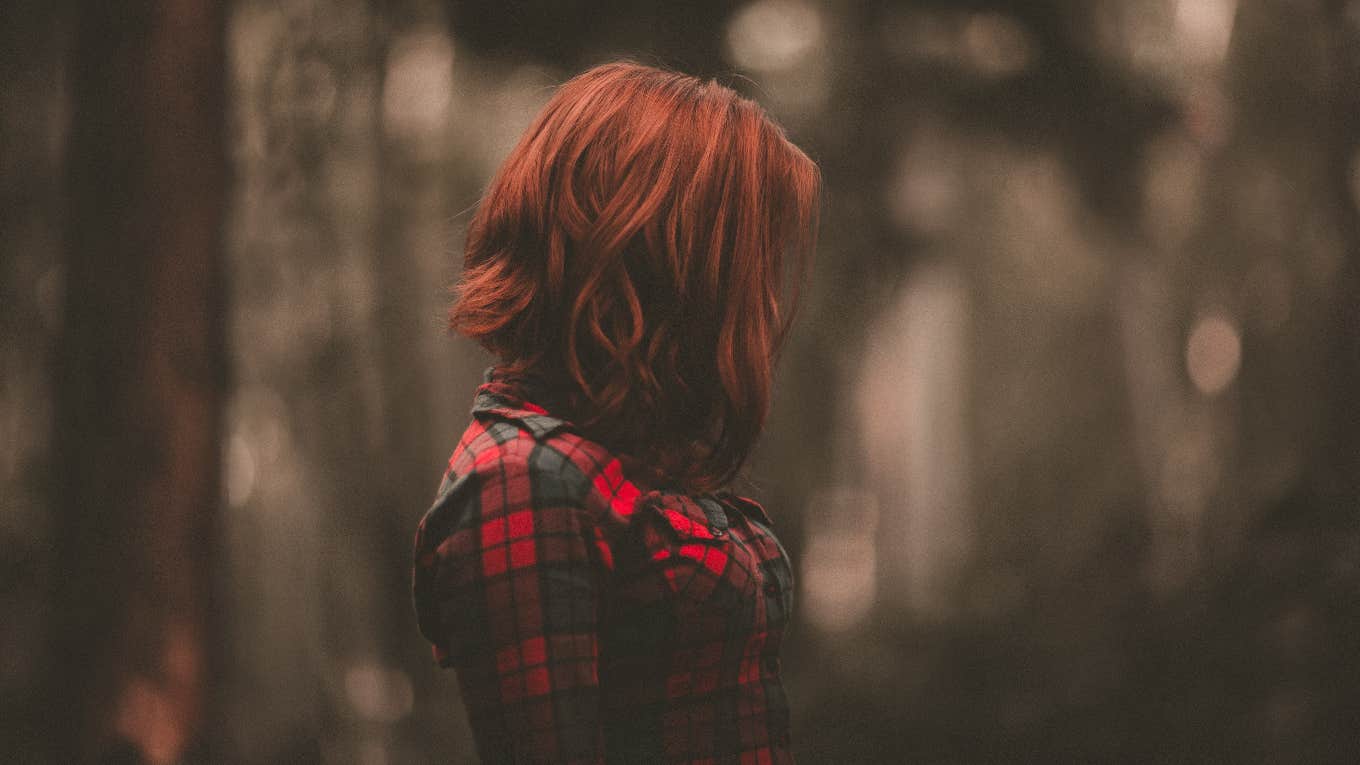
xmin=448 ymin=60 xmax=821 ymax=493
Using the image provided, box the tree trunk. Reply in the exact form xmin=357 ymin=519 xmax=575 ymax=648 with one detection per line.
xmin=48 ymin=0 xmax=226 ymax=761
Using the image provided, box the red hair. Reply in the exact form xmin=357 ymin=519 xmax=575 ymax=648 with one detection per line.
xmin=449 ymin=60 xmax=821 ymax=493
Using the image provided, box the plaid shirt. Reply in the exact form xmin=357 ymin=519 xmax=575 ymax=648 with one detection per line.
xmin=413 ymin=366 xmax=796 ymax=764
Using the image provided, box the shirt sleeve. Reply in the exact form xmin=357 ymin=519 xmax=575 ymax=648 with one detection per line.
xmin=412 ymin=451 xmax=606 ymax=764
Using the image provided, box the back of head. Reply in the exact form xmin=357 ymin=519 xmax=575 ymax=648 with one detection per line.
xmin=449 ymin=60 xmax=821 ymax=494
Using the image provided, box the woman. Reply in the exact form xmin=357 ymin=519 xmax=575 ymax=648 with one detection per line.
xmin=412 ymin=61 xmax=821 ymax=764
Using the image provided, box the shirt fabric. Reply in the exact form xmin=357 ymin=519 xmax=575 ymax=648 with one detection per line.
xmin=412 ymin=365 xmax=796 ymax=764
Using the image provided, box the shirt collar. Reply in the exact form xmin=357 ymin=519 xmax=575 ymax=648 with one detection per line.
xmin=470 ymin=365 xmax=573 ymax=439
xmin=470 ymin=365 xmax=776 ymax=527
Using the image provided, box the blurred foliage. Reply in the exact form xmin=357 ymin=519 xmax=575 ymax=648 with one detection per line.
xmin=3 ymin=0 xmax=1360 ymax=763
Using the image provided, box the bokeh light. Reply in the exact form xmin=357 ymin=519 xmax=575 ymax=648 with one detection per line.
xmin=1175 ymin=0 xmax=1238 ymax=66
xmin=382 ymin=29 xmax=455 ymax=147
xmin=960 ymin=12 xmax=1035 ymax=79
xmin=345 ymin=663 xmax=415 ymax=724
xmin=1186 ymin=312 xmax=1243 ymax=395
xmin=801 ymin=487 xmax=879 ymax=634
xmin=725 ymin=0 xmax=824 ymax=73
xmin=881 ymin=9 xmax=1034 ymax=80
xmin=886 ymin=128 xmax=962 ymax=235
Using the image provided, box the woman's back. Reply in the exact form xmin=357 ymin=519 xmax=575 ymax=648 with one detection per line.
xmin=414 ymin=366 xmax=796 ymax=763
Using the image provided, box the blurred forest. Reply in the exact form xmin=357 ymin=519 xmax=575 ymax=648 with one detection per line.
xmin=3 ymin=0 xmax=1360 ymax=762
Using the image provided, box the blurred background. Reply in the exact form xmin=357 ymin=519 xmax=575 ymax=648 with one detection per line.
xmin=4 ymin=0 xmax=1360 ymax=762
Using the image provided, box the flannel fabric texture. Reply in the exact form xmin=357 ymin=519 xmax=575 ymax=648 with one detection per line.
xmin=413 ymin=366 xmax=796 ymax=764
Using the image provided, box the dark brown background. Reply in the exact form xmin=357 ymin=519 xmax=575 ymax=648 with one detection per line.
xmin=3 ymin=0 xmax=1359 ymax=762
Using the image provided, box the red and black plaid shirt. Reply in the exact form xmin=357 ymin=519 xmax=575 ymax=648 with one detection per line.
xmin=412 ymin=366 xmax=796 ymax=764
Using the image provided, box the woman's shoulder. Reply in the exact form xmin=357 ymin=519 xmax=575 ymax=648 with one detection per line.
xmin=414 ymin=416 xmax=614 ymax=594
xmin=438 ymin=403 xmax=632 ymax=524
